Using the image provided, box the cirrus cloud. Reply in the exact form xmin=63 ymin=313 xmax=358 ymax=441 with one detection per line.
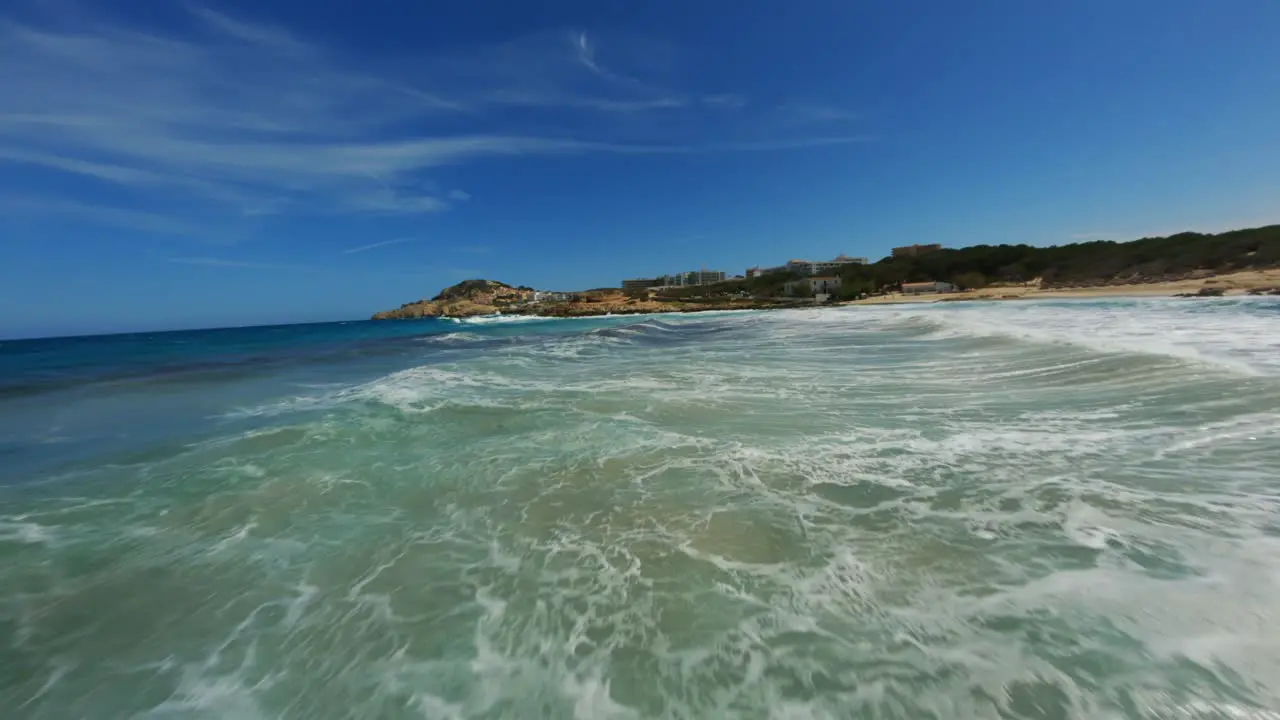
xmin=0 ymin=3 xmax=866 ymax=234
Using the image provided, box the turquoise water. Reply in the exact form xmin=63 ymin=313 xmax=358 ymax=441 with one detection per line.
xmin=3 ymin=299 xmax=1280 ymax=719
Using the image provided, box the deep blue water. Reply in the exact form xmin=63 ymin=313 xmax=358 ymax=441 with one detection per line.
xmin=0 ymin=317 xmax=620 ymax=481
xmin=3 ymin=319 xmax=500 ymax=396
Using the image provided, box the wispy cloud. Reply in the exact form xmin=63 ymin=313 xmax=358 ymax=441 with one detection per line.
xmin=575 ymin=32 xmax=609 ymax=79
xmin=572 ymin=30 xmax=651 ymax=91
xmin=0 ymin=4 xmax=864 ymax=233
xmin=343 ymin=238 xmax=412 ymax=255
xmin=0 ymin=195 xmax=200 ymax=235
xmin=778 ymin=102 xmax=860 ymax=123
xmin=168 ymin=256 xmax=267 ymax=268
xmin=703 ymin=94 xmax=747 ymax=111
xmin=184 ymin=6 xmax=311 ymax=55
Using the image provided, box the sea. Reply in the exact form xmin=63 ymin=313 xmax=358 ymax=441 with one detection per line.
xmin=2 ymin=297 xmax=1280 ymax=720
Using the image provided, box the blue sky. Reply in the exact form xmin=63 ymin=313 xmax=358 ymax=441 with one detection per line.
xmin=1 ymin=0 xmax=1278 ymax=337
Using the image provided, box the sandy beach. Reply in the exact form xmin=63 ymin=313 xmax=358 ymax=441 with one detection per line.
xmin=848 ymin=269 xmax=1280 ymax=305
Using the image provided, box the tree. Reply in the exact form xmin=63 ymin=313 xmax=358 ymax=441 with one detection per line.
xmin=788 ymin=281 xmax=813 ymax=298
xmin=953 ymin=271 xmax=988 ymax=291
xmin=830 ymin=224 xmax=1280 ymax=290
xmin=838 ymin=278 xmax=875 ymax=300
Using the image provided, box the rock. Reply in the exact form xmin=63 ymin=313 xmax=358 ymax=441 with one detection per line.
xmin=1173 ymin=287 xmax=1226 ymax=298
xmin=372 ymin=279 xmax=789 ymax=321
xmin=371 ymin=279 xmax=534 ymax=319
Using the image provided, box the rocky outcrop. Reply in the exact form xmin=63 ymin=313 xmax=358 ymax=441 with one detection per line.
xmin=371 ymin=280 xmax=534 ymax=320
xmin=1174 ymin=287 xmax=1226 ymax=298
xmin=373 ymin=280 xmax=788 ymax=320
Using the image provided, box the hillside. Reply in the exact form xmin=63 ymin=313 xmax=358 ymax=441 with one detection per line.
xmin=373 ymin=224 xmax=1280 ymax=317
xmin=661 ymin=223 xmax=1280 ymax=300
xmin=839 ymin=224 xmax=1280 ymax=295
xmin=370 ymin=280 xmax=534 ymax=320
xmin=372 ymin=282 xmax=788 ymax=320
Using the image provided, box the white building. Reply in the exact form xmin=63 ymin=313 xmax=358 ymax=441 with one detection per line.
xmin=807 ymin=255 xmax=868 ymax=275
xmin=657 ymin=270 xmax=726 ymax=287
xmin=751 ymin=255 xmax=867 ymax=278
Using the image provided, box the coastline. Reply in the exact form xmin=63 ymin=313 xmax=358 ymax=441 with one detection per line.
xmin=373 ymin=290 xmax=801 ymax=321
xmin=372 ymin=269 xmax=1280 ymax=322
xmin=845 ymin=269 xmax=1280 ymax=306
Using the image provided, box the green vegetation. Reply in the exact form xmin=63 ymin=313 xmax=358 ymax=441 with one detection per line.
xmin=832 ymin=224 xmax=1280 ymax=291
xmin=788 ymin=281 xmax=814 ymax=299
xmin=432 ymin=279 xmax=512 ymax=301
xmin=837 ymin=278 xmax=876 ymax=301
xmin=634 ymin=224 xmax=1280 ymax=302
xmin=952 ymin=272 xmax=988 ymax=291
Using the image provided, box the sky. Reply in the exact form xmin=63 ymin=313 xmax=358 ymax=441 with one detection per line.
xmin=1 ymin=0 xmax=1278 ymax=338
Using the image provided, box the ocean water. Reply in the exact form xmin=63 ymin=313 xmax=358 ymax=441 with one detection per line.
xmin=3 ymin=298 xmax=1280 ymax=719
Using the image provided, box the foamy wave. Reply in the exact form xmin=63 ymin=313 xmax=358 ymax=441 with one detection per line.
xmin=862 ymin=297 xmax=1280 ymax=375
xmin=421 ymin=331 xmax=483 ymax=344
xmin=0 ymin=519 xmax=57 ymax=545
xmin=453 ymin=313 xmax=558 ymax=325
xmin=22 ymin=292 xmax=1278 ymax=717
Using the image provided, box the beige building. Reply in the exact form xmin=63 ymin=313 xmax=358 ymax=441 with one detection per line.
xmin=808 ymin=255 xmax=868 ymax=275
xmin=901 ymin=281 xmax=955 ymax=295
xmin=750 ymin=255 xmax=867 ymax=278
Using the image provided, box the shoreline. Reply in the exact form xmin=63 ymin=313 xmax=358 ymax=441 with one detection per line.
xmin=377 ymin=297 xmax=804 ymax=322
xmin=373 ymin=269 xmax=1280 ymax=322
xmin=844 ymin=269 xmax=1280 ymax=306
xmin=388 ymin=281 xmax=1279 ymax=323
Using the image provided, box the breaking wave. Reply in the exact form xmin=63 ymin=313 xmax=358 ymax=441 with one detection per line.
xmin=3 ymin=298 xmax=1280 ymax=718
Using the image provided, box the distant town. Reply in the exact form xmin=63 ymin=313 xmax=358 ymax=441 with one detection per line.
xmin=621 ymin=244 xmax=952 ymax=301
xmin=372 ymin=224 xmax=1280 ymax=321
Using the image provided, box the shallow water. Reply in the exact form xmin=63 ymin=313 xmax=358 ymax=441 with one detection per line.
xmin=3 ymin=299 xmax=1280 ymax=719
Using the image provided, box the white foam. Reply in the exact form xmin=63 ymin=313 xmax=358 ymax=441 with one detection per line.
xmin=863 ymin=297 xmax=1280 ymax=375
xmin=561 ymin=671 xmax=638 ymax=720
xmin=454 ymin=313 xmax=558 ymax=325
xmin=207 ymin=521 xmax=256 ymax=555
xmin=1062 ymin=501 xmax=1126 ymax=550
xmin=1155 ymin=413 xmax=1280 ymax=457
xmin=424 ymin=331 xmax=483 ymax=344
xmin=0 ymin=519 xmax=56 ymax=545
xmin=23 ymin=292 xmax=1277 ymax=718
xmin=407 ymin=691 xmax=467 ymax=720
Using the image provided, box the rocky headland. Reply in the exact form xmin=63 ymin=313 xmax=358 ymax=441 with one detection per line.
xmin=371 ymin=280 xmax=535 ymax=320
xmin=371 ymin=280 xmax=787 ymax=321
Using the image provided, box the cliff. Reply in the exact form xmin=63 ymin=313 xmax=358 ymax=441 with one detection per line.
xmin=372 ymin=281 xmax=789 ymax=320
xmin=371 ymin=280 xmax=535 ymax=320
